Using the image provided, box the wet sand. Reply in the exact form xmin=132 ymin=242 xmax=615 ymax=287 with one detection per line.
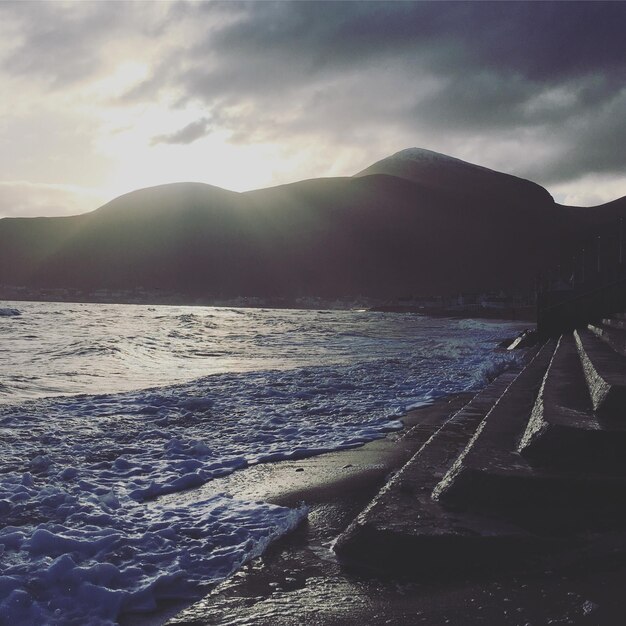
xmin=133 ymin=393 xmax=626 ymax=626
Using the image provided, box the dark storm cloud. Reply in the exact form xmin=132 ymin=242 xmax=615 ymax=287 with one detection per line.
xmin=3 ymin=1 xmax=625 ymax=191
xmin=534 ymin=88 xmax=626 ymax=183
xmin=151 ymin=118 xmax=212 ymax=145
xmin=133 ymin=1 xmax=624 ymax=186
xmin=175 ymin=1 xmax=626 ymax=96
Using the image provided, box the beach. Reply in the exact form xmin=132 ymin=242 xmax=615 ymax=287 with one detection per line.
xmin=0 ymin=302 xmax=527 ymax=624
xmin=161 ymin=394 xmax=626 ymax=626
xmin=114 ymin=394 xmax=467 ymax=625
xmin=3 ymin=302 xmax=624 ymax=624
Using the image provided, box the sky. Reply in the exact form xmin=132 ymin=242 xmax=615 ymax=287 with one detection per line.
xmin=0 ymin=0 xmax=625 ymax=218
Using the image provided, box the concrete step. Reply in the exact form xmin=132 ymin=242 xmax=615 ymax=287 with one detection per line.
xmin=575 ymin=328 xmax=626 ymax=417
xmin=333 ymin=365 xmax=555 ymax=574
xmin=589 ymin=322 xmax=626 ymax=356
xmin=445 ymin=462 xmax=626 ymax=531
xmin=433 ymin=337 xmax=626 ymax=526
xmin=602 ymin=317 xmax=626 ymax=330
xmin=432 ymin=340 xmax=556 ymax=508
xmin=519 ymin=334 xmax=626 ymax=472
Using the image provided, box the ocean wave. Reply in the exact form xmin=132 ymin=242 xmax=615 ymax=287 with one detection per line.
xmin=0 ymin=492 xmax=305 ymax=625
xmin=0 ymin=345 xmax=523 ymax=623
xmin=454 ymin=317 xmax=518 ymax=331
xmin=0 ymin=302 xmax=529 ymax=404
xmin=0 ymin=302 xmax=528 ymax=623
xmin=472 ymin=352 xmax=522 ymax=385
xmin=50 ymin=341 xmax=123 ymax=359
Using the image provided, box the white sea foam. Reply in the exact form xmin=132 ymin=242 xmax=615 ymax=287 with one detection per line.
xmin=0 ymin=494 xmax=305 ymax=625
xmin=0 ymin=302 xmax=527 ymax=624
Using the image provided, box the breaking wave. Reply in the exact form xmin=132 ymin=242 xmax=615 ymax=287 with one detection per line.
xmin=0 ymin=301 xmax=527 ymax=624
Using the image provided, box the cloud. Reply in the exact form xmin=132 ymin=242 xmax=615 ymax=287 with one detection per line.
xmin=551 ymin=173 xmax=626 ymax=208
xmin=0 ymin=1 xmax=180 ymax=88
xmin=0 ymin=181 xmax=105 ymax=218
xmin=532 ymin=87 xmax=626 ymax=183
xmin=1 ymin=1 xmax=626 ymax=211
xmin=151 ymin=117 xmax=212 ymax=145
xmin=0 ymin=2 xmax=121 ymax=87
xmin=168 ymin=2 xmax=626 ymax=98
xmin=120 ymin=1 xmax=626 ymax=193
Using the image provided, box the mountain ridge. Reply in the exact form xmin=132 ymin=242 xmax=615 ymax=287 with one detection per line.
xmin=1 ymin=148 xmax=625 ymax=301
xmin=355 ymin=147 xmax=554 ymax=206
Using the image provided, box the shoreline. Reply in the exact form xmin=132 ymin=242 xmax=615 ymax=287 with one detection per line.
xmin=121 ymin=394 xmax=472 ymax=626
xmin=2 ymin=308 xmax=531 ymax=625
xmin=154 ymin=389 xmax=626 ymax=626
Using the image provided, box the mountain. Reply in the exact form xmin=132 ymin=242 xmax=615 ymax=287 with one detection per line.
xmin=354 ymin=148 xmax=553 ymax=206
xmin=1 ymin=149 xmax=625 ymax=302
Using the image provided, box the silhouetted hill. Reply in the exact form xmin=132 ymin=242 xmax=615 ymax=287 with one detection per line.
xmin=354 ymin=148 xmax=553 ymax=205
xmin=1 ymin=149 xmax=625 ymax=301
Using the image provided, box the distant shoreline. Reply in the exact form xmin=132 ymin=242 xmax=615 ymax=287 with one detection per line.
xmin=1 ymin=293 xmax=536 ymax=322
xmin=0 ymin=289 xmax=370 ymax=311
xmin=369 ymin=304 xmax=536 ymax=322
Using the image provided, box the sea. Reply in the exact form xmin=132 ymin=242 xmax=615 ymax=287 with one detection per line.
xmin=0 ymin=301 xmax=527 ymax=625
